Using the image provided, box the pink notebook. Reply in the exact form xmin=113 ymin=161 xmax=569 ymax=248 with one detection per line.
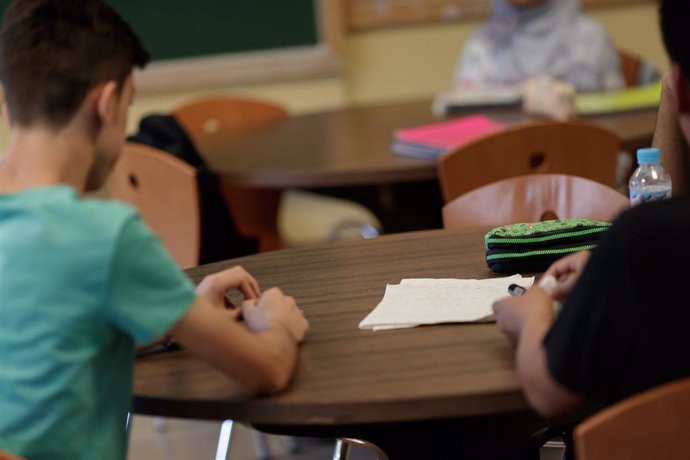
xmin=396 ymin=115 xmax=505 ymax=149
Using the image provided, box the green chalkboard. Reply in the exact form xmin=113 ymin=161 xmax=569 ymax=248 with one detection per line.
xmin=0 ymin=0 xmax=319 ymax=61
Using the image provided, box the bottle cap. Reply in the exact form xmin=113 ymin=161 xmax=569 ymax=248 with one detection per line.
xmin=637 ymin=148 xmax=660 ymax=164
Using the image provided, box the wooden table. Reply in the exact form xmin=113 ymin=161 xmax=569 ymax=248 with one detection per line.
xmin=133 ymin=228 xmax=529 ymax=429
xmin=196 ymin=100 xmax=658 ymax=189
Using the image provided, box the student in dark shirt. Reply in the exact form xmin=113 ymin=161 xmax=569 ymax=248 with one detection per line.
xmin=493 ymin=0 xmax=690 ymax=419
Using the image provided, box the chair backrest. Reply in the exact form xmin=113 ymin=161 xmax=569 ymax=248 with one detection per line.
xmin=617 ymin=49 xmax=659 ymax=88
xmin=174 ymin=96 xmax=287 ymax=252
xmin=109 ymin=142 xmax=200 ymax=269
xmin=618 ymin=49 xmax=643 ymax=88
xmin=437 ymin=119 xmax=620 ymax=204
xmin=574 ymin=377 xmax=690 ymax=460
xmin=174 ymin=96 xmax=288 ymax=143
xmin=442 ymin=174 xmax=629 ymax=229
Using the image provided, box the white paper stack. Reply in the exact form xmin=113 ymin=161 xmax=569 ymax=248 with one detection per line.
xmin=359 ymin=275 xmax=534 ymax=331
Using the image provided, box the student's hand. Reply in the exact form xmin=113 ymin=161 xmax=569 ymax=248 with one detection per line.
xmin=196 ymin=266 xmax=261 ymax=310
xmin=544 ymin=251 xmax=591 ymax=301
xmin=654 ymin=67 xmax=690 ymax=193
xmin=661 ymin=69 xmax=678 ymax=108
xmin=242 ymin=288 xmax=309 ymax=343
xmin=493 ymin=286 xmax=554 ymax=344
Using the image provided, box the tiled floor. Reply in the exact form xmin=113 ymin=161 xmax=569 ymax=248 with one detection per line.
xmin=127 ymin=416 xmax=564 ymax=460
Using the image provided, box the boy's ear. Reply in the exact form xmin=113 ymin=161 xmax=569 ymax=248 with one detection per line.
xmin=95 ymin=81 xmax=119 ymax=123
xmin=672 ymin=65 xmax=690 ymax=114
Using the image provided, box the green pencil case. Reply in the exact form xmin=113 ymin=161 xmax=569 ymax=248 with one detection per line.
xmin=484 ymin=219 xmax=612 ymax=274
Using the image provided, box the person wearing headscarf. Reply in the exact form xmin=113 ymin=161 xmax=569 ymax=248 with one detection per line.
xmin=455 ymin=0 xmax=625 ymax=92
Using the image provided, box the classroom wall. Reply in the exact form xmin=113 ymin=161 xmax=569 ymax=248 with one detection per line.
xmin=345 ymin=3 xmax=667 ymax=105
xmin=0 ymin=3 xmax=666 ymax=151
xmin=129 ymin=3 xmax=666 ymax=131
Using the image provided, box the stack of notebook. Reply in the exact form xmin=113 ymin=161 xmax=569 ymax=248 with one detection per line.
xmin=432 ymin=86 xmax=522 ymax=117
xmin=391 ymin=115 xmax=506 ymax=160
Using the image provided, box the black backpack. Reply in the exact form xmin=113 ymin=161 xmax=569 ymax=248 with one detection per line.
xmin=127 ymin=114 xmax=257 ymax=264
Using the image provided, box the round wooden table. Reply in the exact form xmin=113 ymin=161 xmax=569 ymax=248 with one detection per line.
xmin=133 ymin=229 xmax=529 ymax=427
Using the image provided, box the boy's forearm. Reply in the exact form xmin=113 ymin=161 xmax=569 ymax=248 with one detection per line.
xmin=169 ymin=300 xmax=300 ymax=395
xmin=654 ymin=81 xmax=690 ymax=194
xmin=516 ymin=306 xmax=582 ymax=418
xmin=250 ymin=327 xmax=299 ymax=394
xmin=179 ymin=324 xmax=299 ymax=395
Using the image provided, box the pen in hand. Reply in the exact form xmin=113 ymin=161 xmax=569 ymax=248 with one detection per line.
xmin=508 ymin=283 xmax=527 ymax=296
xmin=507 ymin=278 xmax=562 ymax=314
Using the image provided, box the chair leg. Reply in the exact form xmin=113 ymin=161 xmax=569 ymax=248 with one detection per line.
xmin=333 ymin=439 xmax=351 ymax=460
xmin=153 ymin=418 xmax=173 ymax=460
xmin=153 ymin=417 xmax=168 ymax=433
xmin=334 ymin=438 xmax=389 ymax=460
xmin=215 ymin=419 xmax=235 ymax=460
xmin=250 ymin=430 xmax=271 ymax=460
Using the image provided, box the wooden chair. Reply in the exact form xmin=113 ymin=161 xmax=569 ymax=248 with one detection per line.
xmin=437 ymin=120 xmax=620 ymax=204
xmin=174 ymin=97 xmax=287 ymax=252
xmin=574 ymin=377 xmax=690 ymax=460
xmin=442 ymin=174 xmax=629 ymax=229
xmin=174 ymin=97 xmax=288 ymax=141
xmin=0 ymin=452 xmax=24 ymax=460
xmin=108 ymin=142 xmax=200 ymax=269
xmin=111 ymin=142 xmax=269 ymax=459
xmin=618 ymin=49 xmax=659 ymax=88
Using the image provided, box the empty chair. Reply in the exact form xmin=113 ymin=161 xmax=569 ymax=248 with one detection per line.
xmin=443 ymin=174 xmax=629 ymax=229
xmin=437 ymin=120 xmax=620 ymax=204
xmin=108 ymin=142 xmax=200 ymax=269
xmin=574 ymin=377 xmax=690 ymax=460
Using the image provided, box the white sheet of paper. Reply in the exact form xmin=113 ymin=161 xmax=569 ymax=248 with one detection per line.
xmin=359 ymin=275 xmax=534 ymax=331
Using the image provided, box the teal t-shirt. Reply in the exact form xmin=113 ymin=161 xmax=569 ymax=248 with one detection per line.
xmin=0 ymin=185 xmax=196 ymax=460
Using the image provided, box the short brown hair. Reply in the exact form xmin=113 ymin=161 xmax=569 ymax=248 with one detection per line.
xmin=0 ymin=0 xmax=150 ymax=128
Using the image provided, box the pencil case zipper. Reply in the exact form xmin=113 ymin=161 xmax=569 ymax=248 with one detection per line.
xmin=486 ymin=244 xmax=598 ymax=262
xmin=485 ymin=227 xmax=610 ymax=251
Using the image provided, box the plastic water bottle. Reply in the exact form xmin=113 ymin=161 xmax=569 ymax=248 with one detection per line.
xmin=629 ymin=148 xmax=672 ymax=207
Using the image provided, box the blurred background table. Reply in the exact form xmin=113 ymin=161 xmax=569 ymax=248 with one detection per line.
xmin=197 ymin=100 xmax=657 ymax=189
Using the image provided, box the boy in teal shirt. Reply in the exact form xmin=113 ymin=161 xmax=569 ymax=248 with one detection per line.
xmin=0 ymin=1 xmax=309 ymax=459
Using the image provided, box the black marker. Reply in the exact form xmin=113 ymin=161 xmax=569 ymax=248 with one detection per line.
xmin=507 ymin=283 xmax=527 ymax=296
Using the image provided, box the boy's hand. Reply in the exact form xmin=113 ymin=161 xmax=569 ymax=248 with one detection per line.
xmin=661 ymin=69 xmax=678 ymax=108
xmin=196 ymin=266 xmax=261 ymax=309
xmin=493 ymin=287 xmax=554 ymax=344
xmin=544 ymin=251 xmax=591 ymax=301
xmin=242 ymin=288 xmax=309 ymax=343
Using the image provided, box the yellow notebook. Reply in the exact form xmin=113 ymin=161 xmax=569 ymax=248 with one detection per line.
xmin=576 ymin=80 xmax=662 ymax=115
